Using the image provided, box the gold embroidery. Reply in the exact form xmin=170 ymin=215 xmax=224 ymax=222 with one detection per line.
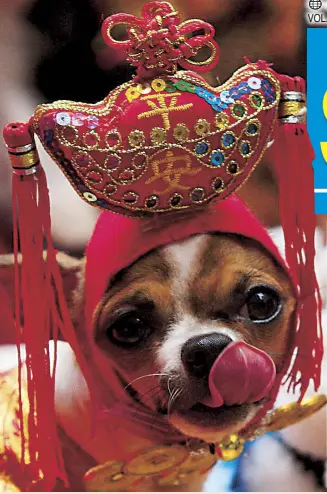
xmin=32 ymin=67 xmax=281 ymax=215
xmin=146 ymin=150 xmax=201 ymax=195
xmin=83 ymin=130 xmax=100 ymax=150
xmin=122 ymin=191 xmax=139 ymax=205
xmin=105 ymin=130 xmax=122 ymax=151
xmin=138 ymin=93 xmax=193 ymax=130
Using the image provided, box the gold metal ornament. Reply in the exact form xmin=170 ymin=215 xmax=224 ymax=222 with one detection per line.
xmin=83 ymin=395 xmax=327 ymax=491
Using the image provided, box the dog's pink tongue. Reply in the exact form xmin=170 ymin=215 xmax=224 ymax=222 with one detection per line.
xmin=201 ymin=341 xmax=276 ymax=408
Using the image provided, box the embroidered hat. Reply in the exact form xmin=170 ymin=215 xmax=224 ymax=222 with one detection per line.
xmin=2 ymin=1 xmax=322 ymax=490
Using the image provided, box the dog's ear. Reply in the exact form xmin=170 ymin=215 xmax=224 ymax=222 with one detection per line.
xmin=0 ymin=252 xmax=84 ymax=343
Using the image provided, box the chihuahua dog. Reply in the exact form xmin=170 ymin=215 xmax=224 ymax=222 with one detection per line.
xmin=0 ymin=229 xmax=296 ymax=492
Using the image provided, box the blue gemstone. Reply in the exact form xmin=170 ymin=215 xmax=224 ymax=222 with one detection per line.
xmin=222 ymin=133 xmax=235 ymax=147
xmin=196 ymin=142 xmax=209 ymax=155
xmin=211 ymin=151 xmax=224 ymax=166
xmin=240 ymin=142 xmax=251 ymax=155
xmin=247 ymin=123 xmax=258 ymax=135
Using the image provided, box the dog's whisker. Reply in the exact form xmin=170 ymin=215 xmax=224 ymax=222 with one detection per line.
xmin=138 ymin=386 xmax=162 ymax=404
xmin=124 ymin=373 xmax=170 ymax=391
xmin=167 ymin=377 xmax=175 ymax=399
xmin=167 ymin=388 xmax=182 ymax=417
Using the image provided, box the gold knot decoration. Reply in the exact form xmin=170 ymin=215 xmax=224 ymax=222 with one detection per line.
xmin=101 ymin=1 xmax=219 ymax=79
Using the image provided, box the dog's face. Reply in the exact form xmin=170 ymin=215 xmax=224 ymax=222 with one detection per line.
xmin=93 ymin=232 xmax=296 ymax=443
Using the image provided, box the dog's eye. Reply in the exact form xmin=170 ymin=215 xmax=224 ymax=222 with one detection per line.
xmin=241 ymin=286 xmax=282 ymax=323
xmin=107 ymin=312 xmax=151 ymax=347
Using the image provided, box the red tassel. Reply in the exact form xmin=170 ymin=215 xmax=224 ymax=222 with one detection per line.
xmin=272 ymin=76 xmax=323 ymax=400
xmin=3 ymin=123 xmax=97 ymax=491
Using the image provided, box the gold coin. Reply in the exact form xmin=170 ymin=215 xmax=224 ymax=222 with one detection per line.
xmin=124 ymin=445 xmax=187 ymax=476
xmin=157 ymin=470 xmax=191 ymax=488
xmin=84 ymin=460 xmax=139 ymax=492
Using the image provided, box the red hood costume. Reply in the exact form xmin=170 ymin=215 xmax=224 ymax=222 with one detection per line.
xmin=1 ymin=1 xmax=325 ymax=491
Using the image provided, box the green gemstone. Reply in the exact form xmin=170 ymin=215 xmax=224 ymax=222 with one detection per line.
xmin=233 ymin=104 xmax=246 ymax=117
xmin=251 ymin=94 xmax=262 ymax=107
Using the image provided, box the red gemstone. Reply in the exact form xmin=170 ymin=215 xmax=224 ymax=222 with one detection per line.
xmin=119 ymin=170 xmax=134 ymax=182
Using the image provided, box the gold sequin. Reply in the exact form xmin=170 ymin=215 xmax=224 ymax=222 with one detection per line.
xmin=128 ymin=129 xmax=146 ymax=148
xmin=150 ymin=127 xmax=167 ymax=145
xmin=194 ymin=119 xmax=210 ymax=137
xmin=83 ymin=192 xmax=98 ymax=202
xmin=126 ymin=87 xmax=140 ymax=102
xmin=215 ymin=113 xmax=229 ymax=130
xmin=151 ymin=79 xmax=167 ymax=92
xmin=137 ymin=82 xmax=151 ymax=95
xmin=173 ymin=123 xmax=189 ymax=142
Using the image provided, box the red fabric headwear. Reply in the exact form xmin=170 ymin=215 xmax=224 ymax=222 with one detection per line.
xmin=2 ymin=1 xmax=323 ymax=490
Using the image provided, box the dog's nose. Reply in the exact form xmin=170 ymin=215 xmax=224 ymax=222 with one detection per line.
xmin=181 ymin=333 xmax=232 ymax=378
